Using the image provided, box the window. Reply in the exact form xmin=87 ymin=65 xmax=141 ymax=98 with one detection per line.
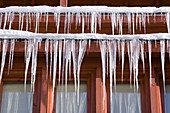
xmin=111 ymin=84 xmax=141 ymax=113
xmin=1 ymin=82 xmax=33 ymax=113
xmin=56 ymin=83 xmax=87 ymax=113
xmin=164 ymin=85 xmax=170 ymax=113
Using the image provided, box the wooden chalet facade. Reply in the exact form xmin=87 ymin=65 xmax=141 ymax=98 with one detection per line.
xmin=0 ymin=0 xmax=170 ymax=113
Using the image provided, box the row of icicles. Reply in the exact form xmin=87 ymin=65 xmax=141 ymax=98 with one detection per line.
xmin=0 ymin=39 xmax=169 ymax=112
xmin=0 ymin=7 xmax=170 ymax=113
xmin=0 ymin=11 xmax=170 ymax=34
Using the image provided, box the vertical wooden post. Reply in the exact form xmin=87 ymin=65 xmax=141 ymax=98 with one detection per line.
xmin=150 ymin=67 xmax=163 ymax=113
xmin=40 ymin=67 xmax=48 ymax=113
xmin=96 ymin=67 xmax=107 ymax=113
xmin=60 ymin=0 xmax=68 ymax=7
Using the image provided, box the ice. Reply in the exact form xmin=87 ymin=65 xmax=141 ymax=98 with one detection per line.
xmin=77 ymin=40 xmax=87 ymax=103
xmin=121 ymin=41 xmax=125 ymax=82
xmin=52 ymin=40 xmax=58 ymax=112
xmin=148 ymin=41 xmax=152 ymax=85
xmin=0 ymin=40 xmax=8 ymax=82
xmin=58 ymin=40 xmax=62 ymax=84
xmin=49 ymin=40 xmax=53 ymax=79
xmin=45 ymin=39 xmax=49 ymax=79
xmin=166 ymin=13 xmax=170 ymax=33
xmin=8 ymin=39 xmax=15 ymax=74
xmin=0 ymin=13 xmax=2 ymax=29
xmin=140 ymin=41 xmax=145 ymax=73
xmin=46 ymin=12 xmax=49 ymax=32
xmin=160 ymin=40 xmax=165 ymax=92
xmin=111 ymin=13 xmax=115 ymax=35
xmin=3 ymin=13 xmax=8 ymax=29
xmin=30 ymin=39 xmax=39 ymax=92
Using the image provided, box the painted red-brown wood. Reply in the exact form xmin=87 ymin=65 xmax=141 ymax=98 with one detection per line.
xmin=40 ymin=66 xmax=48 ymax=113
xmin=60 ymin=0 xmax=68 ymax=6
xmin=150 ymin=67 xmax=163 ymax=113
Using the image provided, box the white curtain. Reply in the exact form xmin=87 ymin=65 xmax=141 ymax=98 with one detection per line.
xmin=165 ymin=85 xmax=170 ymax=113
xmin=111 ymin=85 xmax=141 ymax=113
xmin=0 ymin=84 xmax=33 ymax=113
xmin=56 ymin=84 xmax=87 ymax=113
xmin=112 ymin=93 xmax=141 ymax=113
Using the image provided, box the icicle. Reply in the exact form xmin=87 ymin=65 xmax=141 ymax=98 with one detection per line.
xmin=111 ymin=13 xmax=115 ymax=35
xmin=148 ymin=41 xmax=152 ymax=85
xmin=77 ymin=40 xmax=87 ymax=103
xmin=31 ymin=39 xmax=39 ymax=92
xmin=46 ymin=12 xmax=49 ymax=32
xmin=29 ymin=12 xmax=32 ymax=30
xmin=64 ymin=13 xmax=68 ymax=33
xmin=3 ymin=12 xmax=8 ymax=29
xmin=67 ymin=12 xmax=71 ymax=33
xmin=8 ymin=12 xmax=14 ymax=30
xmin=121 ymin=41 xmax=125 ymax=82
xmin=8 ymin=39 xmax=15 ymax=74
xmin=58 ymin=40 xmax=62 ymax=84
xmin=166 ymin=13 xmax=170 ymax=33
xmin=52 ymin=40 xmax=58 ymax=113
xmin=21 ymin=13 xmax=25 ymax=31
xmin=71 ymin=40 xmax=77 ymax=92
xmin=49 ymin=40 xmax=53 ymax=79
xmin=26 ymin=13 xmax=29 ymax=31
xmin=127 ymin=13 xmax=131 ymax=33
xmin=55 ymin=12 xmax=60 ymax=34
xmin=35 ymin=13 xmax=40 ymax=33
xmin=132 ymin=13 xmax=135 ymax=34
xmin=45 ymin=39 xmax=49 ymax=79
xmin=91 ymin=12 xmax=96 ymax=33
xmin=136 ymin=13 xmax=139 ymax=30
xmin=168 ymin=40 xmax=170 ymax=61
xmin=24 ymin=40 xmax=32 ymax=91
xmin=98 ymin=13 xmax=102 ymax=31
xmin=18 ymin=12 xmax=21 ymax=30
xmin=0 ymin=40 xmax=8 ymax=82
xmin=142 ymin=13 xmax=146 ymax=33
xmin=139 ymin=14 xmax=142 ymax=31
xmin=118 ymin=14 xmax=123 ymax=35
xmin=160 ymin=40 xmax=166 ymax=92
xmin=128 ymin=41 xmax=133 ymax=87
xmin=140 ymin=41 xmax=145 ymax=73
xmin=132 ymin=40 xmax=140 ymax=91
xmin=0 ymin=13 xmax=2 ymax=29
xmin=82 ymin=13 xmax=85 ymax=33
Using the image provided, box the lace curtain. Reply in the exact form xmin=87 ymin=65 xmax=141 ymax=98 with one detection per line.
xmin=0 ymin=84 xmax=33 ymax=113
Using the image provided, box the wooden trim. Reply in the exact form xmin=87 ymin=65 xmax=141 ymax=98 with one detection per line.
xmin=40 ymin=66 xmax=48 ymax=113
xmin=60 ymin=0 xmax=68 ymax=7
xmin=0 ymin=82 xmax=3 ymax=112
xmin=150 ymin=67 xmax=163 ymax=113
xmin=96 ymin=67 xmax=107 ymax=113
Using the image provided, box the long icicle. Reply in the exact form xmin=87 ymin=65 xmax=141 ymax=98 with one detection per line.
xmin=160 ymin=40 xmax=166 ymax=92
xmin=0 ymin=40 xmax=8 ymax=82
xmin=148 ymin=41 xmax=152 ymax=85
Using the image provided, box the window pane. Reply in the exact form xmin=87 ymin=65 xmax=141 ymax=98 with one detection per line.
xmin=165 ymin=85 xmax=170 ymax=113
xmin=56 ymin=84 xmax=87 ymax=113
xmin=1 ymin=83 xmax=33 ymax=113
xmin=111 ymin=85 xmax=141 ymax=113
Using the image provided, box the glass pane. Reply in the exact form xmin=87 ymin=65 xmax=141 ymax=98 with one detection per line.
xmin=56 ymin=84 xmax=87 ymax=113
xmin=111 ymin=84 xmax=141 ymax=113
xmin=1 ymin=83 xmax=33 ymax=113
xmin=165 ymin=85 xmax=170 ymax=113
